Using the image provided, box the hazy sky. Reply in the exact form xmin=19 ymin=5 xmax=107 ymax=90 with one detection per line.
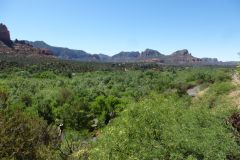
xmin=1 ymin=0 xmax=240 ymax=61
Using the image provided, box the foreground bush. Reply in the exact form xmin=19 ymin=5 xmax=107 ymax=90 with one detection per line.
xmin=90 ymin=94 xmax=240 ymax=160
xmin=0 ymin=109 xmax=61 ymax=160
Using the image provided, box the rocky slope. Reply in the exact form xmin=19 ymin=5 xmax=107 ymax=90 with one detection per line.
xmin=112 ymin=51 xmax=140 ymax=62
xmin=0 ymin=24 xmax=54 ymax=58
xmin=25 ymin=41 xmax=102 ymax=61
xmin=0 ymin=40 xmax=55 ymax=58
xmin=165 ymin=49 xmax=201 ymax=64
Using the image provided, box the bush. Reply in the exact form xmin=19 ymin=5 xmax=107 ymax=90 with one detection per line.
xmin=90 ymin=94 xmax=240 ymax=160
xmin=37 ymin=99 xmax=55 ymax=124
xmin=35 ymin=71 xmax=57 ymax=79
xmin=57 ymin=87 xmax=74 ymax=106
xmin=90 ymin=95 xmax=122 ymax=127
xmin=209 ymin=82 xmax=234 ymax=95
xmin=20 ymin=93 xmax=32 ymax=107
xmin=59 ymin=103 xmax=93 ymax=131
xmin=0 ymin=109 xmax=61 ymax=160
xmin=0 ymin=88 xmax=9 ymax=109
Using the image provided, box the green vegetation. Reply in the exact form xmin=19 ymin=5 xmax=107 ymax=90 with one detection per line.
xmin=90 ymin=93 xmax=238 ymax=160
xmin=0 ymin=55 xmax=239 ymax=159
xmin=0 ymin=109 xmax=61 ymax=160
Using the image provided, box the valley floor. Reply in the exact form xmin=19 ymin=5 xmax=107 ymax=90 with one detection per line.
xmin=0 ymin=62 xmax=240 ymax=160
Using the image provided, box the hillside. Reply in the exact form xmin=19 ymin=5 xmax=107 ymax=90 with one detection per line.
xmin=26 ymin=40 xmax=238 ymax=66
xmin=25 ymin=40 xmax=102 ymax=61
xmin=0 ymin=23 xmax=54 ymax=59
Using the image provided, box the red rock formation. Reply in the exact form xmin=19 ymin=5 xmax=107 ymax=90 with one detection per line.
xmin=167 ymin=49 xmax=201 ymax=64
xmin=0 ymin=41 xmax=13 ymax=54
xmin=0 ymin=23 xmax=12 ymax=46
xmin=141 ymin=49 xmax=164 ymax=58
xmin=12 ymin=42 xmax=55 ymax=57
xmin=0 ymin=23 xmax=10 ymax=41
xmin=0 ymin=23 xmax=54 ymax=58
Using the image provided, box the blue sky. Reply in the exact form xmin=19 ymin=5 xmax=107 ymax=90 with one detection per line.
xmin=1 ymin=0 xmax=240 ymax=61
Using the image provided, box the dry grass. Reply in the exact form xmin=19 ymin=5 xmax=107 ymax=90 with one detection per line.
xmin=232 ymin=73 xmax=240 ymax=85
xmin=228 ymin=72 xmax=240 ymax=108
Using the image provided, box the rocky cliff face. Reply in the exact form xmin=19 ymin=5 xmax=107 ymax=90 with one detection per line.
xmin=13 ymin=41 xmax=54 ymax=56
xmin=171 ymin=49 xmax=190 ymax=55
xmin=0 ymin=24 xmax=54 ymax=58
xmin=0 ymin=23 xmax=12 ymax=47
xmin=0 ymin=40 xmax=54 ymax=58
xmin=166 ymin=49 xmax=201 ymax=64
xmin=141 ymin=49 xmax=164 ymax=58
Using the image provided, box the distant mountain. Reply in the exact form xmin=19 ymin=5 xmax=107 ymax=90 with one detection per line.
xmin=165 ymin=49 xmax=200 ymax=64
xmin=111 ymin=49 xmax=165 ymax=62
xmin=141 ymin=49 xmax=164 ymax=58
xmin=97 ymin=54 xmax=111 ymax=61
xmin=25 ymin=41 xmax=102 ymax=61
xmin=26 ymin=40 xmax=233 ymax=65
xmin=112 ymin=51 xmax=140 ymax=62
xmin=0 ymin=40 xmax=54 ymax=58
xmin=24 ymin=40 xmax=237 ymax=66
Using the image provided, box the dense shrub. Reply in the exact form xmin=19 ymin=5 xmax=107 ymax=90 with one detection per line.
xmin=209 ymin=82 xmax=234 ymax=95
xmin=0 ymin=61 xmax=235 ymax=160
xmin=20 ymin=93 xmax=32 ymax=107
xmin=0 ymin=88 xmax=9 ymax=108
xmin=0 ymin=109 xmax=61 ymax=160
xmin=90 ymin=94 xmax=239 ymax=159
xmin=186 ymin=68 xmax=231 ymax=84
xmin=35 ymin=71 xmax=57 ymax=79
xmin=59 ymin=103 xmax=93 ymax=131
xmin=37 ymin=99 xmax=55 ymax=124
xmin=90 ymin=95 xmax=122 ymax=127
